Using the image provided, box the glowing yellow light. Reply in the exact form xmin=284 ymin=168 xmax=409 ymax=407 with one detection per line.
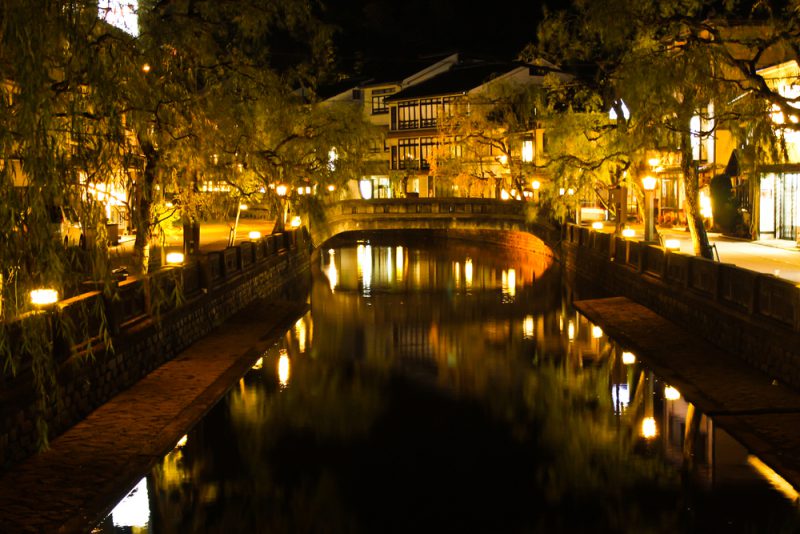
xmin=591 ymin=221 xmax=604 ymax=230
xmin=664 ymin=239 xmax=681 ymax=251
xmin=327 ymin=184 xmax=336 ymax=192
xmin=592 ymin=326 xmax=603 ymax=338
xmin=648 ymin=157 xmax=660 ymax=168
xmin=454 ymin=261 xmax=461 ymax=287
xmin=498 ymin=154 xmax=508 ymax=165
xmin=278 ymin=350 xmax=290 ymax=387
xmin=164 ymin=201 xmax=173 ymax=208
xmin=500 ymin=189 xmax=511 ymax=200
xmin=700 ymin=191 xmax=713 ymax=219
xmin=276 ymin=184 xmax=288 ymax=197
xmin=622 ymin=351 xmax=636 ymax=365
xmin=238 ymin=204 xmax=248 ymax=211
xmin=664 ymin=385 xmax=681 ymax=401
xmin=747 ymin=455 xmax=800 ymax=502
xmin=559 ymin=187 xmax=565 ymax=196
xmin=567 ymin=188 xmax=575 ymax=195
xmin=175 ymin=435 xmax=188 ymax=449
xmin=248 ymin=231 xmax=262 ymax=240
xmin=165 ymin=252 xmax=185 ymax=265
xmin=521 ymin=140 xmax=534 ymax=163
xmin=532 ymin=180 xmax=541 ymax=190
xmin=641 ymin=417 xmax=657 ymax=439
xmin=296 ymin=318 xmax=307 ymax=354
xmin=290 ymin=216 xmax=302 ymax=229
xmin=30 ymin=288 xmax=58 ymax=306
xmin=642 ymin=176 xmax=657 ymax=191
xmin=252 ymin=356 xmax=264 ymax=370
xmin=523 ymin=315 xmax=535 ymax=339
xmin=326 ymin=257 xmax=338 ymax=293
xmin=464 ymin=258 xmax=473 ymax=289
xmin=622 ymin=228 xmax=635 ymax=238
xmin=567 ymin=320 xmax=575 ymax=341
xmin=142 ymin=63 xmax=151 ymax=73
xmin=395 ymin=246 xmax=404 ymax=282
xmin=502 ymin=268 xmax=516 ymax=298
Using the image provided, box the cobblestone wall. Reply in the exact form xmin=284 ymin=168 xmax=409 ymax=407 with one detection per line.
xmin=562 ymin=224 xmax=800 ymax=390
xmin=0 ymin=230 xmax=310 ymax=470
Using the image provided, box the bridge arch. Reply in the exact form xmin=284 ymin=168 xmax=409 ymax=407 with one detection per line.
xmin=310 ymin=198 xmax=560 ymax=256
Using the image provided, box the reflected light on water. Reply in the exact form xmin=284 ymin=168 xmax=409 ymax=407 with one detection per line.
xmin=357 ymin=244 xmax=372 ymax=296
xmin=641 ymin=417 xmax=657 ymax=439
xmin=501 ymin=269 xmax=516 ymax=299
xmin=252 ymin=357 xmax=264 ymax=370
xmin=278 ymin=350 xmax=290 ymax=387
xmin=454 ymin=262 xmax=461 ymax=288
xmin=326 ymin=250 xmax=338 ymax=293
xmin=464 ymin=258 xmax=473 ymax=290
xmin=567 ymin=321 xmax=575 ymax=342
xmin=175 ymin=434 xmax=188 ymax=449
xmin=747 ymin=455 xmax=800 ymax=502
xmin=523 ymin=315 xmax=535 ymax=339
xmin=395 ymin=246 xmax=404 ymax=282
xmin=296 ymin=318 xmax=307 ymax=354
xmin=111 ymin=477 xmax=149 ymax=528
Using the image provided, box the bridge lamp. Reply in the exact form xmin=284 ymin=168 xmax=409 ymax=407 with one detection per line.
xmin=664 ymin=385 xmax=681 ymax=401
xmin=248 ymin=231 xmax=262 ymax=240
xmin=642 ymin=175 xmax=658 ymax=242
xmin=641 ymin=416 xmax=657 ymax=439
xmin=664 ymin=239 xmax=681 ymax=251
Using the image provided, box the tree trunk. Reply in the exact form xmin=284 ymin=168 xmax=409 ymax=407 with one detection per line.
xmin=132 ymin=140 xmax=159 ymax=274
xmin=681 ymin=132 xmax=714 ymax=259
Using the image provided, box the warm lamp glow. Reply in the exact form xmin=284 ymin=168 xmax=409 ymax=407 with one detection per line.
xmin=622 ymin=351 xmax=636 ymax=365
xmin=592 ymin=326 xmax=603 ymax=339
xmin=664 ymin=239 xmax=681 ymax=251
xmin=567 ymin=321 xmax=575 ymax=341
xmin=591 ymin=221 xmax=604 ymax=230
xmin=648 ymin=157 xmax=660 ymax=168
xmin=141 ymin=63 xmax=151 ymax=73
xmin=641 ymin=417 xmax=657 ymax=439
xmin=327 ymin=184 xmax=336 ymax=192
xmin=500 ymin=189 xmax=511 ymax=200
xmin=252 ymin=356 xmax=264 ymax=370
xmin=275 ymin=184 xmax=288 ymax=197
xmin=532 ymin=180 xmax=541 ymax=190
xmin=238 ymin=204 xmax=248 ymax=211
xmin=165 ymin=252 xmax=185 ymax=265
xmin=622 ymin=228 xmax=636 ymax=238
xmin=290 ymin=216 xmax=302 ymax=229
xmin=248 ymin=231 xmax=262 ymax=240
xmin=30 ymin=289 xmax=58 ymax=306
xmin=278 ymin=350 xmax=290 ymax=387
xmin=175 ymin=435 xmax=188 ymax=449
xmin=567 ymin=188 xmax=575 ymax=195
xmin=664 ymin=386 xmax=681 ymax=401
xmin=642 ymin=176 xmax=657 ymax=191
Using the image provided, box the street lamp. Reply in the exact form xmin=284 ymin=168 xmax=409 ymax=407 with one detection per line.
xmin=642 ymin=175 xmax=657 ymax=242
xmin=532 ymin=180 xmax=541 ymax=203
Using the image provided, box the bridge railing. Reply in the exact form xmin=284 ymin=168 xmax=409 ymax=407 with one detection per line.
xmin=328 ymin=198 xmax=527 ymax=218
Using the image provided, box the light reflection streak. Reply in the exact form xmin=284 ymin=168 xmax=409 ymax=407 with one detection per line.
xmin=523 ymin=315 xmax=535 ymax=339
xmin=357 ymin=244 xmax=372 ymax=296
xmin=395 ymin=246 xmax=404 ymax=282
xmin=501 ymin=268 xmax=516 ymax=300
xmin=278 ymin=349 xmax=290 ymax=387
xmin=326 ymin=249 xmax=338 ymax=293
xmin=111 ymin=477 xmax=150 ymax=528
xmin=454 ymin=261 xmax=461 ymax=288
xmin=464 ymin=258 xmax=473 ymax=290
xmin=748 ymin=455 xmax=800 ymax=502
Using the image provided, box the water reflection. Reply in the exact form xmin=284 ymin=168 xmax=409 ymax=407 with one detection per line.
xmin=96 ymin=236 xmax=800 ymax=533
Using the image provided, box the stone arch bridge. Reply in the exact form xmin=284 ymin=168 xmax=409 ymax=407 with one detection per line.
xmin=309 ymin=198 xmax=560 ymax=252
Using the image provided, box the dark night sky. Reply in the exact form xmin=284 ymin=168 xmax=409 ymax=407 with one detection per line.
xmin=323 ymin=0 xmax=569 ymax=72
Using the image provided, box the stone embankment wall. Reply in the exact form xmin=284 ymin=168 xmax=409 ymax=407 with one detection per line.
xmin=563 ymin=223 xmax=800 ymax=389
xmin=0 ymin=229 xmax=310 ymax=469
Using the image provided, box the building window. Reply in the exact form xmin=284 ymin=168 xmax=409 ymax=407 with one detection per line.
xmin=398 ymin=101 xmax=419 ymax=130
xmin=352 ymin=89 xmax=362 ymax=100
xmin=398 ymin=138 xmax=418 ymax=169
xmin=371 ymin=88 xmax=394 ymax=115
xmin=420 ymin=98 xmax=440 ymax=128
xmin=420 ymin=137 xmax=438 ymax=170
xmin=521 ymin=138 xmax=534 ymax=163
xmin=441 ymin=96 xmax=456 ymax=119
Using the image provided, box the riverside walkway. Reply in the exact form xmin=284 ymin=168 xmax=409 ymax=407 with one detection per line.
xmin=0 ymin=298 xmax=307 ymax=533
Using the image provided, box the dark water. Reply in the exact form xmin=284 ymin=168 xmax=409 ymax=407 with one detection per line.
xmin=96 ymin=235 xmax=800 ymax=533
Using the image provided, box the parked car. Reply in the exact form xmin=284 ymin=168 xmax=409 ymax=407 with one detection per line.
xmin=49 ymin=205 xmax=85 ymax=248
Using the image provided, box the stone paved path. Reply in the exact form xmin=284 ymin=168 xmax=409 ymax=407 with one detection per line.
xmin=0 ymin=298 xmax=307 ymax=533
xmin=575 ymin=296 xmax=800 ymax=491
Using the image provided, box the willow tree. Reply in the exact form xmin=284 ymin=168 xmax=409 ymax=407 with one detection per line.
xmin=526 ymin=0 xmax=788 ymax=257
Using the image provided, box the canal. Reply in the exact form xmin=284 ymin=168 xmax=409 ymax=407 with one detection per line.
xmin=96 ymin=234 xmax=800 ymax=532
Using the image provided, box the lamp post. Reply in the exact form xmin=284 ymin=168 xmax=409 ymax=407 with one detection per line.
xmin=532 ymin=180 xmax=541 ymax=203
xmin=642 ymin=175 xmax=657 ymax=242
xmin=274 ymin=184 xmax=288 ymax=233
